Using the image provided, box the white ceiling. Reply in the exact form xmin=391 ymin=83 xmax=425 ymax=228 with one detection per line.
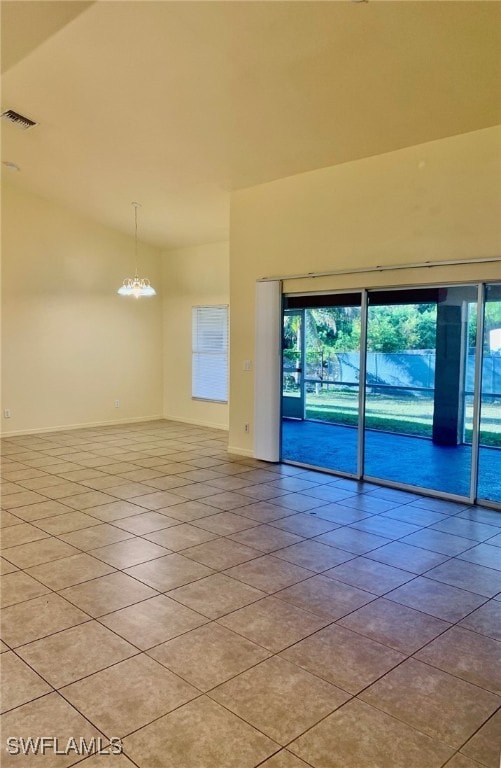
xmin=2 ymin=1 xmax=500 ymax=249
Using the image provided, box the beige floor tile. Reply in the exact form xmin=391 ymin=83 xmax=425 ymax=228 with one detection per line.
xmin=238 ymin=486 xmax=288 ymax=504
xmin=26 ymin=553 xmax=115 ymax=590
xmin=1 ymin=490 xmax=48 ymax=509
xmin=426 ymin=559 xmax=501 ymax=598
xmin=57 ymin=491 xmax=120 ymax=511
xmin=81 ymin=475 xmax=130 ymax=490
xmin=444 ymin=755 xmax=487 ymax=768
xmin=259 ymin=752 xmax=312 ymax=768
xmin=182 ymin=537 xmax=259 ymax=570
xmin=58 ymin=524 xmax=133 ymax=551
xmin=201 ymin=492 xmax=257 ymax=512
xmin=416 ymin=626 xmax=501 ymax=695
xmin=35 ymin=511 xmax=101 ymax=535
xmin=100 ymin=594 xmax=207 ymax=649
xmin=0 ymin=570 xmax=50 ymax=608
xmin=0 ymin=556 xmax=18 ymax=574
xmin=325 ymin=556 xmax=414 ymax=595
xmin=11 ymin=475 xmax=64 ymax=490
xmin=236 ymin=501 xmax=294 ymax=523
xmin=271 ymin=512 xmax=338 ymax=538
xmin=337 ymin=597 xmax=450 ymax=653
xmin=461 ymin=709 xmax=501 ymax=768
xmin=58 ymin=572 xmax=158 ymax=616
xmin=38 ymin=482 xmax=90 ymax=499
xmin=78 ymin=500 xmax=148 ymax=522
xmin=123 ymin=695 xmax=276 ymax=768
xmin=1 ymin=538 xmax=80 ymax=569
xmin=17 ymin=621 xmax=137 ymax=688
xmin=459 ymin=600 xmax=501 ymax=641
xmin=6 ymin=499 xmax=74 ymax=522
xmin=45 ymin=461 xmax=87 ymax=474
xmin=381 ymin=505 xmax=448 ymax=526
xmin=127 ymin=490 xmax=185 ymax=510
xmin=141 ymin=475 xmax=193 ymax=491
xmin=0 ymin=522 xmax=49 ymax=549
xmin=144 ymin=522 xmax=218 ymax=550
xmin=315 ymin=526 xmax=391 ymax=554
xmin=366 ymin=540 xmax=450 ymax=573
xmin=210 ymin=655 xmax=348 ymax=744
xmin=1 ymin=593 xmax=89 ymax=647
xmin=97 ymin=462 xmax=141 ymax=475
xmin=431 ymin=517 xmax=499 ymax=542
xmin=459 ymin=542 xmax=501 ymax=571
xmin=61 ymin=653 xmax=198 ymax=738
xmin=179 ymin=469 xmax=226 ymax=483
xmin=360 ymin=658 xmax=500 ymax=748
xmin=193 ymin=511 xmax=258 ymax=535
xmin=401 ymin=529 xmax=478 ymax=556
xmin=109 ymin=511 xmax=179 ymax=534
xmin=44 ymin=752 xmax=137 ymax=768
xmin=124 ymin=553 xmax=213 ymax=591
xmin=219 ymin=595 xmax=330 ymax=652
xmin=225 ymin=555 xmax=313 ymax=594
xmin=203 ymin=475 xmax=256 ymax=491
xmin=149 ymin=622 xmax=270 ymax=691
xmin=88 ymin=538 xmax=170 ymax=568
xmin=281 ymin=624 xmax=404 ymax=694
xmin=349 ymin=515 xmax=421 ymax=538
xmin=0 ymin=692 xmax=104 ymax=768
xmin=274 ymin=540 xmax=355 ymax=572
xmin=164 ymin=499 xmax=221 ymax=522
xmin=276 ymin=573 xmax=374 ymax=619
xmin=261 ymin=493 xmax=327 ymax=513
xmin=1 ymin=651 xmax=52 ymax=713
xmin=228 ymin=524 xmax=303 ymax=553
xmin=386 ymin=576 xmax=488 ymax=622
xmin=0 ymin=511 xmax=23 ymax=528
xmin=289 ymin=698 xmax=453 ymax=768
xmin=168 ymin=573 xmax=266 ymax=618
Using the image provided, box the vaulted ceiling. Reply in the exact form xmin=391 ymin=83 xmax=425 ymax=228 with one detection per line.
xmin=2 ymin=1 xmax=500 ymax=248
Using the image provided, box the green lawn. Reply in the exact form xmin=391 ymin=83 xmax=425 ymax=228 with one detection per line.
xmin=304 ymin=390 xmax=501 ymax=446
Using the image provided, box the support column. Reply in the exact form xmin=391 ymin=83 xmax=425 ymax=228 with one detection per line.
xmin=432 ymin=304 xmax=465 ymax=446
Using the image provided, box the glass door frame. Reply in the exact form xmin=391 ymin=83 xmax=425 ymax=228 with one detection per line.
xmin=282 ymin=308 xmax=305 ymax=420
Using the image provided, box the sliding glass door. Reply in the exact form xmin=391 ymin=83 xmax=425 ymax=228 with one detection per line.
xmin=280 ymin=282 xmax=499 ymax=507
xmin=282 ymin=309 xmax=305 ymax=420
xmin=281 ymin=294 xmax=362 ymax=475
xmin=364 ymin=285 xmax=478 ymax=497
xmin=477 ymin=283 xmax=501 ymax=504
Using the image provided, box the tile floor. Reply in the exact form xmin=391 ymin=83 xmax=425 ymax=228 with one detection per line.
xmin=0 ymin=419 xmax=500 ymax=768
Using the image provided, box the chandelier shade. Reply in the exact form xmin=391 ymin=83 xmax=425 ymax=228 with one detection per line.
xmin=118 ymin=202 xmax=156 ymax=298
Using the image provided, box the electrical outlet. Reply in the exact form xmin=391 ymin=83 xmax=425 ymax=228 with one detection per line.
xmin=115 ymin=400 xmax=120 ymax=408
xmin=4 ymin=409 xmax=11 ymax=418
xmin=244 ymin=423 xmax=250 ymax=433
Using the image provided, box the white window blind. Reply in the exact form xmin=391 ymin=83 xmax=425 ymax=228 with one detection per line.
xmin=192 ymin=305 xmax=228 ymax=402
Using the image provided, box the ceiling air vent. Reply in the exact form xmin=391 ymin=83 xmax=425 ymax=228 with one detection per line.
xmin=1 ymin=109 xmax=38 ymax=130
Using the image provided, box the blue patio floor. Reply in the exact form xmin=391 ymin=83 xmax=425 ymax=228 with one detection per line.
xmin=281 ymin=419 xmax=500 ymax=502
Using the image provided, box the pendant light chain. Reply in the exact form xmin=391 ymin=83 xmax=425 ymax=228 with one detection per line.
xmin=117 ymin=201 xmax=156 ymax=298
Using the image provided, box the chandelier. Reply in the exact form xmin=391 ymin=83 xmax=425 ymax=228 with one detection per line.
xmin=118 ymin=202 xmax=156 ymax=298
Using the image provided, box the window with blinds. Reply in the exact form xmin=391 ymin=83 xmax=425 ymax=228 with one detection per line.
xmin=192 ymin=305 xmax=229 ymax=402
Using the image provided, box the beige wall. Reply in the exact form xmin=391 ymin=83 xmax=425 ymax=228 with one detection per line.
xmin=229 ymin=126 xmax=501 ymax=455
xmin=1 ymin=182 xmax=163 ymax=435
xmin=162 ymin=241 xmax=229 ymax=429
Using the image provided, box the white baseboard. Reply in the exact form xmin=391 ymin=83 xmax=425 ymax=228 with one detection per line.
xmin=163 ymin=414 xmax=229 ymax=432
xmin=227 ymin=444 xmax=255 ymax=458
xmin=0 ymin=415 xmax=164 ymax=438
